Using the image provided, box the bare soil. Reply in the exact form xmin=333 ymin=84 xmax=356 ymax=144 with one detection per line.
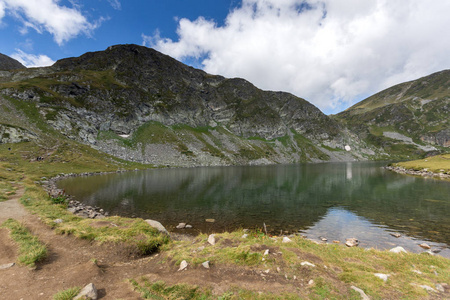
xmin=0 ymin=187 xmax=329 ymax=299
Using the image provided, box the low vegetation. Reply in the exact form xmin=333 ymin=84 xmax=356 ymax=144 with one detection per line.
xmin=393 ymin=154 xmax=450 ymax=173
xmin=52 ymin=287 xmax=82 ymax=300
xmin=1 ymin=218 xmax=47 ymax=267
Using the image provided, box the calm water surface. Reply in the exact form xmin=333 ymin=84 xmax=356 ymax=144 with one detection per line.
xmin=58 ymin=162 xmax=450 ymax=257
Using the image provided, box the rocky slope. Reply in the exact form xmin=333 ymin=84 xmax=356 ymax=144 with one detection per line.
xmin=336 ymin=70 xmax=450 ymax=158
xmin=0 ymin=44 xmax=367 ymax=166
xmin=0 ymin=53 xmax=25 ymax=71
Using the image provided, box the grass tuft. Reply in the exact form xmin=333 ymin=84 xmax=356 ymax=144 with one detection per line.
xmin=1 ymin=218 xmax=47 ymax=267
xmin=52 ymin=286 xmax=82 ymax=300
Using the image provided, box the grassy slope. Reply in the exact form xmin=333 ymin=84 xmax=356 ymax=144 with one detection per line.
xmin=394 ymin=154 xmax=450 ymax=173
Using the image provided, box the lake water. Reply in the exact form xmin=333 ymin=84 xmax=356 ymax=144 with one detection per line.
xmin=57 ymin=162 xmax=450 ymax=257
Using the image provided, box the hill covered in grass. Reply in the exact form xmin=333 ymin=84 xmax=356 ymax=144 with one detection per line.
xmin=336 ymin=70 xmax=450 ymax=158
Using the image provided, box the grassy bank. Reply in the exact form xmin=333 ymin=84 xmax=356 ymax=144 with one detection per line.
xmin=1 ymin=141 xmax=450 ymax=299
xmin=393 ymin=154 xmax=450 ymax=173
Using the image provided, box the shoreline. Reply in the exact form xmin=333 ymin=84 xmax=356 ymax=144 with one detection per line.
xmin=385 ymin=165 xmax=450 ymax=180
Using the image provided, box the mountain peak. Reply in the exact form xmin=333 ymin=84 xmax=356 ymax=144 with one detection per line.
xmin=0 ymin=53 xmax=26 ymax=71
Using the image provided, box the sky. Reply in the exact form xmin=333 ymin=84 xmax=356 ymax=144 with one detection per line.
xmin=1 ymin=0 xmax=450 ymax=115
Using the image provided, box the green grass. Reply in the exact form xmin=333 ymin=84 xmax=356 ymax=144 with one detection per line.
xmin=394 ymin=154 xmax=450 ymax=173
xmin=1 ymin=218 xmax=47 ymax=267
xmin=130 ymin=277 xmax=299 ymax=300
xmin=52 ymin=287 xmax=82 ymax=300
xmin=162 ymin=230 xmax=450 ymax=299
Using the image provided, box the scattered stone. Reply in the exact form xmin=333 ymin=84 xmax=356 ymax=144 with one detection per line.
xmin=264 ymin=269 xmax=270 ymax=274
xmin=301 ymin=261 xmax=316 ymax=267
xmin=422 ymin=250 xmax=435 ymax=255
xmin=53 ymin=219 xmax=63 ymax=224
xmin=374 ymin=273 xmax=389 ymax=282
xmin=419 ymin=243 xmax=431 ymax=249
xmin=332 ymin=240 xmax=340 ymax=244
xmin=263 ymin=249 xmax=269 ymax=256
xmin=145 ymin=220 xmax=169 ymax=235
xmin=74 ymin=283 xmax=97 ymax=300
xmin=351 ymin=286 xmax=370 ymax=300
xmin=243 ymin=229 xmax=249 ymax=233
xmin=197 ymin=246 xmax=205 ymax=252
xmin=0 ymin=263 xmax=15 ymax=270
xmin=345 ymin=238 xmax=359 ymax=247
xmin=416 ymin=284 xmax=437 ymax=293
xmin=176 ymin=223 xmax=186 ymax=229
xmin=205 ymin=219 xmax=215 ymax=223
xmin=185 ymin=224 xmax=192 ymax=228
xmin=390 ymin=233 xmax=401 ymax=238
xmin=202 ymin=261 xmax=210 ymax=269
xmin=435 ymin=284 xmax=445 ymax=293
xmin=319 ymin=236 xmax=327 ymax=242
xmin=389 ymin=246 xmax=407 ymax=254
xmin=178 ymin=260 xmax=188 ymax=271
xmin=412 ymin=269 xmax=422 ymax=275
xmin=282 ymin=237 xmax=292 ymax=243
xmin=308 ymin=279 xmax=314 ymax=285
xmin=241 ymin=234 xmax=248 ymax=239
xmin=276 ymin=267 xmax=281 ymax=273
xmin=207 ymin=234 xmax=216 ymax=245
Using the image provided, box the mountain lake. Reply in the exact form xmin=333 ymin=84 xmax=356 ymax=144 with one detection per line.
xmin=57 ymin=161 xmax=450 ymax=257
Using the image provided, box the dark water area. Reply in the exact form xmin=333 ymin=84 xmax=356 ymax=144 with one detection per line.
xmin=57 ymin=162 xmax=450 ymax=257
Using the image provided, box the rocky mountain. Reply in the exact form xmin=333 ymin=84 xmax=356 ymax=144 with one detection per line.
xmin=0 ymin=53 xmax=25 ymax=71
xmin=336 ymin=70 xmax=450 ymax=158
xmin=0 ymin=45 xmax=366 ymax=167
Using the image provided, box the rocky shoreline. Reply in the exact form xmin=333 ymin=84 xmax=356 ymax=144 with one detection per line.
xmin=385 ymin=165 xmax=450 ymax=179
xmin=40 ymin=170 xmax=133 ymax=220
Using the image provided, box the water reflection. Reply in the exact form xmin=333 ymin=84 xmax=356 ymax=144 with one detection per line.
xmin=58 ymin=162 xmax=450 ymax=255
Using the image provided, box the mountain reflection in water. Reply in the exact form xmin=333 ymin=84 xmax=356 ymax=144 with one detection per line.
xmin=58 ymin=162 xmax=450 ymax=257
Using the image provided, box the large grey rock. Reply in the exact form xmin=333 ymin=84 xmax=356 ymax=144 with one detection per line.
xmin=145 ymin=219 xmax=169 ymax=235
xmin=74 ymin=283 xmax=97 ymax=300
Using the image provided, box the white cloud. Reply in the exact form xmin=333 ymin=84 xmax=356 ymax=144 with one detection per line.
xmin=11 ymin=49 xmax=55 ymax=68
xmin=108 ymin=0 xmax=121 ymax=10
xmin=0 ymin=0 xmax=99 ymax=45
xmin=144 ymin=0 xmax=450 ymax=114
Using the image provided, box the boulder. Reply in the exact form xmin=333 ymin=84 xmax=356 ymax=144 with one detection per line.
xmin=389 ymin=246 xmax=407 ymax=254
xmin=145 ymin=219 xmax=169 ymax=235
xmin=74 ymin=283 xmax=97 ymax=300
xmin=207 ymin=234 xmax=216 ymax=245
xmin=345 ymin=238 xmax=359 ymax=247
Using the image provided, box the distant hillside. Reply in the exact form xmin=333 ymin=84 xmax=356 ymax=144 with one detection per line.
xmin=0 ymin=53 xmax=25 ymax=70
xmin=336 ymin=70 xmax=450 ymax=157
xmin=0 ymin=44 xmax=367 ymax=167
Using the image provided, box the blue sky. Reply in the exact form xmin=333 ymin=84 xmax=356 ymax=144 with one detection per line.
xmin=1 ymin=0 xmax=450 ymax=114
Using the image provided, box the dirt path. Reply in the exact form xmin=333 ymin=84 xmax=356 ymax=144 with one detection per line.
xmin=0 ymin=186 xmax=306 ymax=299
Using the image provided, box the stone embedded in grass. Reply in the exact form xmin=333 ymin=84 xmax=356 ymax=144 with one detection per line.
xmin=263 ymin=249 xmax=269 ymax=256
xmin=145 ymin=219 xmax=169 ymax=235
xmin=178 ymin=260 xmax=188 ymax=271
xmin=419 ymin=243 xmax=431 ymax=249
xmin=54 ymin=219 xmax=63 ymax=223
xmin=350 ymin=286 xmax=370 ymax=300
xmin=202 ymin=261 xmax=210 ymax=269
xmin=207 ymin=234 xmax=216 ymax=245
xmin=345 ymin=238 xmax=359 ymax=247
xmin=74 ymin=283 xmax=97 ymax=300
xmin=389 ymin=246 xmax=407 ymax=254
xmin=301 ymin=261 xmax=316 ymax=267
xmin=282 ymin=237 xmax=292 ymax=243
xmin=374 ymin=273 xmax=390 ymax=282
xmin=308 ymin=279 xmax=314 ymax=285
xmin=241 ymin=233 xmax=248 ymax=238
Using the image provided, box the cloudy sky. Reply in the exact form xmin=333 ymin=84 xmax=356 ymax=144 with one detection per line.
xmin=1 ymin=0 xmax=449 ymax=114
